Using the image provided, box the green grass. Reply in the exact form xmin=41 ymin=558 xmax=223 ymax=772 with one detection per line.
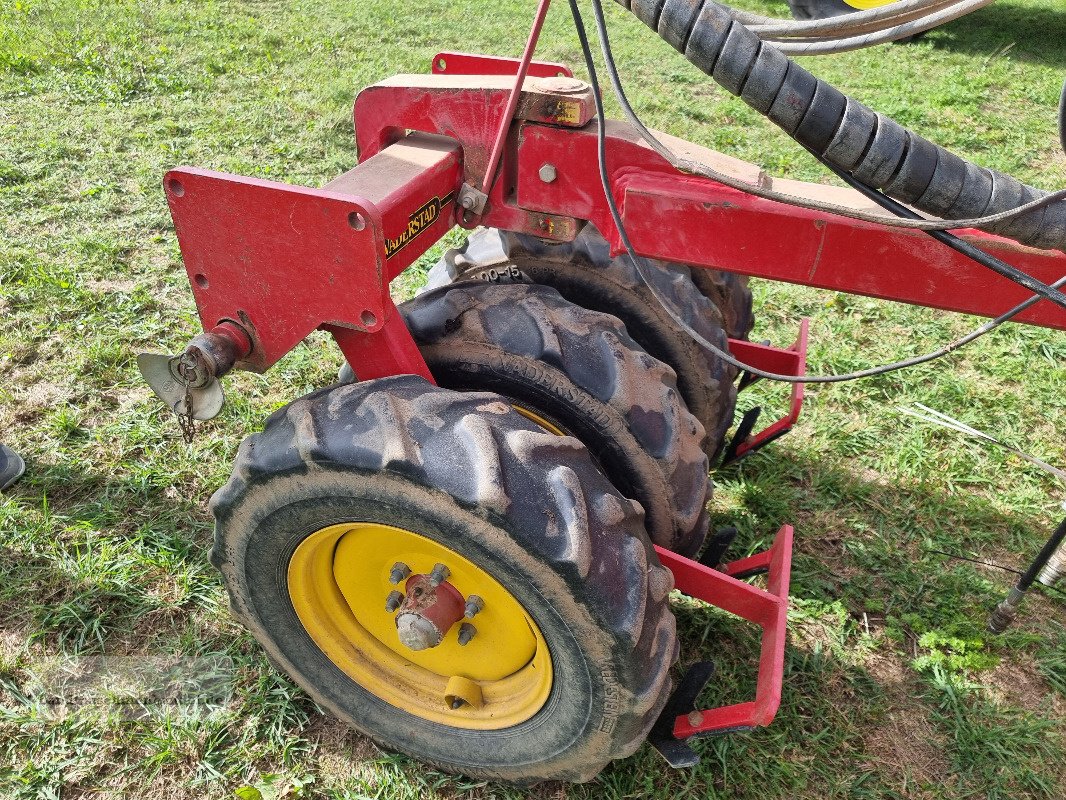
xmin=1 ymin=0 xmax=1065 ymax=797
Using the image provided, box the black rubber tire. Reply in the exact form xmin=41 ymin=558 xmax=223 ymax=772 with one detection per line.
xmin=210 ymin=376 xmax=677 ymax=783
xmin=401 ymin=282 xmax=711 ymax=556
xmin=423 ymin=226 xmax=742 ymax=459
xmin=686 ymin=268 xmax=755 ymax=343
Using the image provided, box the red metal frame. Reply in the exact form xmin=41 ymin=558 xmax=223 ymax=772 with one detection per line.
xmin=656 ymin=525 xmax=793 ymax=737
xmin=728 ymin=319 xmax=810 ymax=461
xmin=431 ymin=51 xmax=573 ymax=79
xmin=162 ymin=53 xmax=1066 ymax=756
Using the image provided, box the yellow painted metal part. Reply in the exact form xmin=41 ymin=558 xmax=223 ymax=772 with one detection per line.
xmin=288 ymin=523 xmax=552 ymax=729
xmin=512 ymin=404 xmax=567 ymax=436
xmin=844 ymin=0 xmax=898 ymax=9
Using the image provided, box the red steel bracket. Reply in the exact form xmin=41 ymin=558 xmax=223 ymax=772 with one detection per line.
xmin=431 ymin=51 xmax=573 ymax=79
xmin=651 ymin=524 xmax=793 ymax=763
xmin=721 ymin=319 xmax=810 ymax=465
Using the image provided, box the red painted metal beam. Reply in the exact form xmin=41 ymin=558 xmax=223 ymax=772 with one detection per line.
xmin=431 ymin=51 xmax=573 ymax=79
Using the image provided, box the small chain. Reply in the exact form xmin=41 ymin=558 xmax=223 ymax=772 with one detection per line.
xmin=177 ymin=381 xmax=196 ymax=444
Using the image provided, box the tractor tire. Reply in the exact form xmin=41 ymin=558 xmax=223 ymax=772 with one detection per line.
xmin=401 ymin=282 xmax=711 ymax=557
xmin=687 ymin=268 xmax=755 ymax=343
xmin=423 ymin=226 xmax=743 ymax=458
xmin=210 ymin=376 xmax=677 ymax=783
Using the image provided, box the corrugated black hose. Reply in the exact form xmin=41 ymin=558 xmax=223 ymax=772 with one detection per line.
xmin=616 ymin=0 xmax=1066 ymax=255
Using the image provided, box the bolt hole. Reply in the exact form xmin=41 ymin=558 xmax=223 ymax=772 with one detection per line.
xmin=413 ymin=587 xmax=423 ymax=598
xmin=348 ymin=211 xmax=366 ymax=231
xmin=193 ymin=273 xmax=209 ymax=289
xmin=437 ymin=58 xmax=447 ymax=71
xmin=168 ymin=178 xmax=185 ymax=197
xmin=360 ymin=309 xmax=377 ymax=328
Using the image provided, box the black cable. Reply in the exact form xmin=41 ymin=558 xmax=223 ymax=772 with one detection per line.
xmin=814 ymin=151 xmax=1066 ymax=313
xmin=592 ymin=0 xmax=1066 ymax=312
xmin=569 ymin=0 xmax=1065 ymax=384
xmin=930 ymin=548 xmax=1066 ymax=601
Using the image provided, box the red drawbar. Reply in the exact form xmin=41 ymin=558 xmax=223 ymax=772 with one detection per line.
xmin=655 ymin=524 xmax=794 ymax=739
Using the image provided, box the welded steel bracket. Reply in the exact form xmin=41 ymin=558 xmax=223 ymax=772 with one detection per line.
xmin=651 ymin=524 xmax=793 ymax=767
xmin=720 ymin=319 xmax=810 ymax=467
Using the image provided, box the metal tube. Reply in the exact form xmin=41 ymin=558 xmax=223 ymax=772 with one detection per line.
xmin=480 ymin=0 xmax=553 ymax=198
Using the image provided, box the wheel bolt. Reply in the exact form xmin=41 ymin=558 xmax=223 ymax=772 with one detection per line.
xmin=464 ymin=595 xmax=484 ymax=619
xmin=389 ymin=562 xmax=411 ymax=584
xmin=385 ymin=590 xmax=403 ymax=613
xmin=450 ymin=697 xmax=466 ymax=710
xmin=429 ymin=563 xmax=450 ymax=587
xmin=458 ymin=622 xmax=476 ymax=646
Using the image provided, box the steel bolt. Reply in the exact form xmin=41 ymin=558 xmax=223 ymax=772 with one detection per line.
xmin=429 ymin=563 xmax=451 ymax=587
xmin=450 ymin=697 xmax=466 ymax=710
xmin=460 ymin=194 xmax=476 ymax=210
xmin=385 ymin=590 xmax=403 ymax=613
xmin=458 ymin=622 xmax=477 ymax=646
xmin=538 ymin=163 xmax=557 ymax=184
xmin=463 ymin=595 xmax=484 ymax=619
xmin=389 ymin=562 xmax=411 ymax=585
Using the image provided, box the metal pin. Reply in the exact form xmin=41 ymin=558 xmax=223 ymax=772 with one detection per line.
xmin=464 ymin=595 xmax=484 ymax=619
xmin=429 ymin=563 xmax=450 ymax=587
xmin=385 ymin=591 xmax=403 ymax=613
xmin=389 ymin=562 xmax=411 ymax=584
xmin=458 ymin=622 xmax=476 ymax=646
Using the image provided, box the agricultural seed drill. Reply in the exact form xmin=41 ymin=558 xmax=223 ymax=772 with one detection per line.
xmin=138 ymin=0 xmax=1066 ymax=783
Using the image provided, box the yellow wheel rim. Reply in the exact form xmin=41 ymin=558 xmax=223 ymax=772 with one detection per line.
xmin=512 ymin=404 xmax=567 ymax=436
xmin=288 ymin=523 xmax=552 ymax=729
xmin=844 ymin=0 xmax=897 ymax=9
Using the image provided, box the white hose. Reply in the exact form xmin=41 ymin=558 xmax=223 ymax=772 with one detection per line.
xmin=725 ymin=0 xmax=996 ymax=54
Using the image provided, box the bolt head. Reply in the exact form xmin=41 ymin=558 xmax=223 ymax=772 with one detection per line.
xmin=429 ymin=563 xmax=451 ymax=587
xmin=389 ymin=562 xmax=411 ymax=585
xmin=385 ymin=590 xmax=403 ymax=613
xmin=457 ymin=622 xmax=477 ymax=646
xmin=460 ymin=194 xmax=476 ymax=210
xmin=538 ymin=163 xmax=557 ymax=184
xmin=463 ymin=595 xmax=484 ymax=619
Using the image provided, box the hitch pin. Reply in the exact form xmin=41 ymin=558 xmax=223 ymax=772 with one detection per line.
xmin=137 ymin=321 xmax=252 ymax=440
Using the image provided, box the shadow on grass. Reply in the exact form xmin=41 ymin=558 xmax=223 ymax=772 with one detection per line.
xmin=0 ymin=458 xmax=218 ymax=655
xmin=931 ymin=3 xmax=1066 ymax=69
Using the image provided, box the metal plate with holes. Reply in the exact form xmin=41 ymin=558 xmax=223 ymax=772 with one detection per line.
xmin=164 ymin=167 xmax=389 ymax=371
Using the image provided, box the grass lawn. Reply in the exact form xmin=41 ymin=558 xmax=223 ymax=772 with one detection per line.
xmin=2 ymin=0 xmax=1065 ymax=798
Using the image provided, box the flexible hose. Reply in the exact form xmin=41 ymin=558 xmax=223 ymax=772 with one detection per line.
xmin=726 ymin=0 xmax=996 ymax=54
xmin=569 ymin=0 xmax=1066 ymax=384
xmin=616 ymin=0 xmax=1066 ymax=253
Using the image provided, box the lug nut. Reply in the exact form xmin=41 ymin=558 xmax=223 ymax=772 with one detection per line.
xmin=385 ymin=590 xmax=403 ymax=613
xmin=463 ymin=595 xmax=484 ymax=619
xmin=450 ymin=697 xmax=466 ymax=710
xmin=389 ymin=562 xmax=411 ymax=585
xmin=458 ymin=622 xmax=477 ymax=646
xmin=429 ymin=563 xmax=450 ymax=587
